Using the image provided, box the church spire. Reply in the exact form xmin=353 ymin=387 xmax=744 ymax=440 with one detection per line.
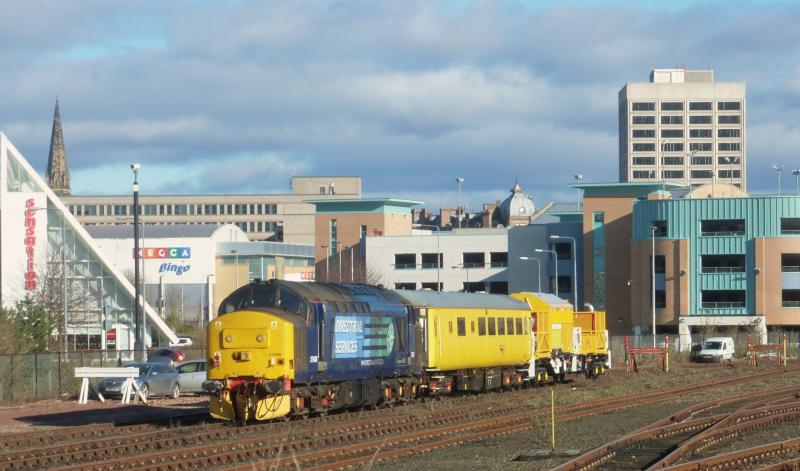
xmin=46 ymin=97 xmax=71 ymax=196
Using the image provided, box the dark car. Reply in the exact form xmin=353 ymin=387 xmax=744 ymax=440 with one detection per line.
xmin=148 ymin=347 xmax=185 ymax=366
xmin=98 ymin=362 xmax=181 ymax=399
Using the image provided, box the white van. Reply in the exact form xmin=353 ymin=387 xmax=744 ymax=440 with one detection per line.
xmin=695 ymin=337 xmax=735 ymax=362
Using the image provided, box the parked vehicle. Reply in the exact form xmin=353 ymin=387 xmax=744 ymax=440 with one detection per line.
xmin=694 ymin=337 xmax=735 ymax=362
xmin=170 ymin=336 xmax=193 ymax=347
xmin=176 ymin=360 xmax=206 ymax=394
xmin=148 ymin=347 xmax=185 ymax=366
xmin=98 ymin=362 xmax=181 ymax=399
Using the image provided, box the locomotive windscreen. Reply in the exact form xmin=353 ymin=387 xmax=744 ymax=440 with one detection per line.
xmin=217 ymin=282 xmax=306 ymax=317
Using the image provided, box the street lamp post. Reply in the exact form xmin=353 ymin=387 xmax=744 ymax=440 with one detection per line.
xmin=550 ymin=235 xmax=578 ymax=308
xmin=723 ymin=156 xmax=737 ymax=194
xmin=793 ymin=169 xmax=800 ymax=195
xmin=415 ymin=224 xmax=441 ymax=290
xmin=774 ymin=164 xmax=785 ymax=195
xmin=455 ymin=177 xmax=464 ymax=228
xmin=651 ymin=225 xmax=657 ymax=348
xmin=534 ymin=248 xmax=558 ymax=297
xmin=573 ymin=174 xmax=583 ymax=207
xmin=518 ymin=256 xmax=542 ymax=292
xmin=130 ymin=163 xmax=142 ymax=358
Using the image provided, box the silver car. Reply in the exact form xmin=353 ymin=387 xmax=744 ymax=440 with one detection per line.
xmin=98 ymin=362 xmax=181 ymax=399
xmin=175 ymin=360 xmax=207 ymax=394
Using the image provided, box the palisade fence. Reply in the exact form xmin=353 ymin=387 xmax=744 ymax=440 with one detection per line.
xmin=0 ymin=348 xmax=207 ymax=404
xmin=2 ymin=332 xmax=799 ymax=404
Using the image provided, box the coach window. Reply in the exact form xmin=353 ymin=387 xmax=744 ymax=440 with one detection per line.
xmin=478 ymin=318 xmax=486 ymax=336
xmin=448 ymin=321 xmax=453 ymax=334
xmin=497 ymin=317 xmax=505 ymax=335
xmin=515 ymin=318 xmax=523 ymax=335
xmin=488 ymin=318 xmax=496 ymax=335
xmin=507 ymin=318 xmax=514 ymax=335
xmin=336 ymin=302 xmax=347 ymax=312
xmin=471 ymin=320 xmax=475 ymax=333
xmin=457 ymin=317 xmax=466 ymax=336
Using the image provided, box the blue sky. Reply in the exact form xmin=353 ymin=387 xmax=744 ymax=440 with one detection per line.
xmin=1 ymin=0 xmax=799 ymax=210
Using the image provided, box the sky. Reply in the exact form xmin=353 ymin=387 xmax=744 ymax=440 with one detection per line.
xmin=1 ymin=0 xmax=799 ymax=211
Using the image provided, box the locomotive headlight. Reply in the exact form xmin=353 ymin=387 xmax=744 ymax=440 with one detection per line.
xmin=225 ymin=335 xmax=234 ymax=343
xmin=256 ymin=334 xmax=265 ymax=343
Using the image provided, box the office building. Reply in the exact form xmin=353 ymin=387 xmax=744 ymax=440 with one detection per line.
xmin=619 ymin=68 xmax=746 ymax=189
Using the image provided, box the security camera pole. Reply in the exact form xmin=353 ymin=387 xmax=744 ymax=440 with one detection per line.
xmin=131 ymin=163 xmax=142 ymax=359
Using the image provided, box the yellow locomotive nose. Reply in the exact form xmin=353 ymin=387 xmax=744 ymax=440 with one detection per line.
xmin=207 ymin=311 xmax=295 ymax=381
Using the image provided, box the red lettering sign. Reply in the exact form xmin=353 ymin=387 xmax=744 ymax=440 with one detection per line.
xmin=23 ymin=199 xmax=37 ymax=290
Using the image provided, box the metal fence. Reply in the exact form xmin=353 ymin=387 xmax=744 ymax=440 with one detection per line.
xmin=0 ymin=348 xmax=207 ymax=404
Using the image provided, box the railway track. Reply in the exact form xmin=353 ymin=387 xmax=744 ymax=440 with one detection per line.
xmin=554 ymin=380 xmax=800 ymax=471
xmin=0 ymin=367 xmax=795 ymax=471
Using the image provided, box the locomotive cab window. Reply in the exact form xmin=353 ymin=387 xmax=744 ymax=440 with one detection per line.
xmin=497 ymin=317 xmax=505 ymax=335
xmin=478 ymin=318 xmax=486 ymax=336
xmin=250 ymin=283 xmax=277 ymax=308
xmin=219 ymin=285 xmax=251 ymax=315
xmin=506 ymin=318 xmax=514 ymax=335
xmin=457 ymin=317 xmax=466 ymax=336
xmin=488 ymin=318 xmax=496 ymax=335
xmin=278 ymin=288 xmax=306 ymax=316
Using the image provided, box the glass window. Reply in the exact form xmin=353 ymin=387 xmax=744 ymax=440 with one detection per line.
xmin=632 ymin=170 xmax=655 ymax=179
xmin=718 ymin=129 xmax=741 ymax=138
xmin=632 ymin=143 xmax=655 ymax=152
xmin=718 ymin=101 xmax=741 ymax=110
xmin=718 ymin=115 xmax=741 ymax=124
xmin=515 ymin=318 xmax=523 ymax=335
xmin=661 ymin=102 xmax=683 ymax=111
xmin=652 ymin=220 xmax=667 ymax=237
xmin=662 ymin=156 xmax=683 ymax=166
xmin=690 ymin=129 xmax=712 ymax=138
xmin=632 ymin=129 xmax=655 ymax=138
xmin=662 ymin=170 xmax=684 ymax=179
xmin=497 ymin=317 xmax=505 ymax=335
xmin=718 ymin=169 xmax=741 ymax=179
xmin=691 ymin=170 xmax=714 ymax=179
xmin=506 ymin=318 xmax=514 ymax=335
xmin=235 ymin=204 xmax=247 ymax=215
xmin=718 ymin=156 xmax=740 ymax=165
xmin=692 ymin=156 xmax=713 ymax=166
xmin=633 ymin=157 xmax=655 ymax=166
xmin=690 ymin=143 xmax=712 ymax=152
xmin=478 ymin=317 xmax=486 ymax=336
xmin=632 ymin=116 xmax=655 ymax=125
xmin=689 ymin=115 xmax=712 ymax=124
xmin=113 ymin=205 xmax=127 ymax=216
xmin=718 ymin=142 xmax=741 ymax=151
xmin=700 ymin=219 xmax=745 ymax=236
xmin=204 ymin=204 xmax=217 ymax=215
xmin=174 ymin=204 xmax=188 ymax=215
xmin=632 ymin=102 xmax=655 ymax=111
xmin=660 ymin=115 xmax=683 ymax=125
xmin=457 ymin=317 xmax=466 ymax=336
xmin=689 ymin=102 xmax=712 ymax=110
xmin=661 ymin=142 xmax=684 ymax=152
xmin=487 ymin=318 xmax=496 ymax=335
xmin=143 ymin=204 xmax=157 ymax=216
xmin=661 ymin=129 xmax=683 ymax=138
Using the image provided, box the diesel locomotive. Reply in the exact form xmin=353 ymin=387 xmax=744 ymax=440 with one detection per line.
xmin=207 ymin=280 xmax=608 ymax=422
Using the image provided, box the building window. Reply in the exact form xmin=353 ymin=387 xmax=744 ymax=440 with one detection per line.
xmin=226 ymin=204 xmax=232 ymax=215
xmin=718 ymin=142 xmax=741 ymax=152
xmin=143 ymin=204 xmax=157 ymax=216
xmin=552 ymin=242 xmax=571 ymax=261
xmin=781 ymin=219 xmax=800 ymax=235
xmin=782 ymin=290 xmax=800 ymax=308
xmin=662 ymin=156 xmax=683 ymax=166
xmin=394 ymin=283 xmax=415 ymax=290
xmin=421 ymin=282 xmax=442 ymax=291
xmin=689 ymin=142 xmax=712 ymax=152
xmin=394 ymin=253 xmax=416 ymax=270
xmin=689 ymin=115 xmax=712 ymax=125
xmin=661 ymin=102 xmax=683 ymax=111
xmin=464 ymin=282 xmax=486 ymax=293
xmin=652 ymin=220 xmax=667 ymax=237
xmin=701 ymin=255 xmax=745 ymax=273
xmin=661 ymin=142 xmax=684 ymax=152
xmin=329 ymin=219 xmax=337 ymax=255
xmin=83 ymin=205 xmax=97 ymax=216
xmin=661 ymin=129 xmax=683 ymax=138
xmin=319 ymin=186 xmax=326 ymax=194
xmin=235 ymin=204 xmax=247 ymax=215
xmin=174 ymin=204 xmax=188 ymax=215
xmin=689 ymin=102 xmax=712 ymax=111
xmin=113 ymin=205 xmax=127 ymax=216
xmin=633 ymin=157 xmax=655 ymax=166
xmin=490 ymin=252 xmax=508 ymax=268
xmin=718 ymin=115 xmax=741 ymax=124
xmin=632 ymin=129 xmax=655 ymax=138
xmin=632 ymin=102 xmax=655 ymax=111
xmin=662 ymin=170 xmax=684 ymax=179
xmin=692 ymin=156 xmax=713 ymax=166
xmin=700 ymin=219 xmax=745 ymax=236
xmin=267 ymin=204 xmax=277 ymax=214
xmin=204 ymin=204 xmax=217 ymax=215
xmin=633 ymin=143 xmax=655 ymax=152
xmin=718 ymin=101 xmax=741 ymax=110
xmin=661 ymin=115 xmax=683 ymax=125
xmin=421 ymin=253 xmax=442 ymax=269
xmin=718 ymin=169 xmax=741 ymax=179
xmin=718 ymin=129 xmax=741 ymax=138
xmin=691 ymin=170 xmax=714 ymax=179
xmin=719 ymin=156 xmax=741 ymax=165
xmin=701 ymin=290 xmax=745 ymax=308
xmin=690 ymin=129 xmax=712 ymax=138
xmin=632 ymin=170 xmax=655 ymax=179
xmin=462 ymin=253 xmax=485 ymax=268
xmin=489 ymin=281 xmax=508 ymax=294
xmin=633 ymin=116 xmax=655 ymax=125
